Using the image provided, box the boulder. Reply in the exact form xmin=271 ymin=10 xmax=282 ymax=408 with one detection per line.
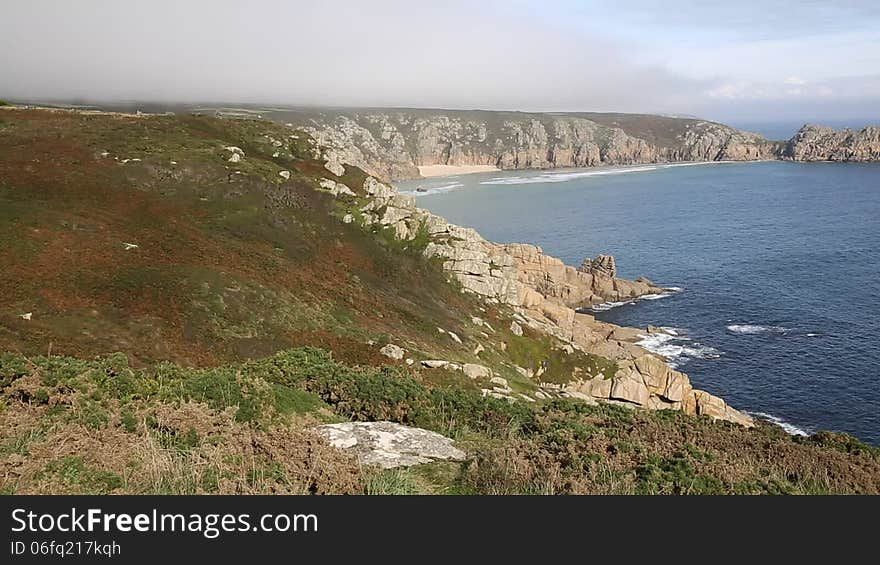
xmin=279 ymin=170 xmax=291 ymax=180
xmin=324 ymin=159 xmax=345 ymax=176
xmin=379 ymin=343 xmax=405 ymax=360
xmin=610 ymin=374 xmax=649 ymax=406
xmin=489 ymin=376 xmax=509 ymax=388
xmin=421 ymin=360 xmax=449 ymax=368
xmin=561 ymin=390 xmax=599 ymax=404
xmin=694 ymin=391 xmax=727 ymax=419
xmin=663 ymin=370 xmax=689 ymax=402
xmin=580 ymin=254 xmax=617 ymax=277
xmin=363 ymin=176 xmax=395 ymax=198
xmin=724 ymin=406 xmax=755 ymax=427
xmin=316 ymin=422 xmax=466 ymax=469
xmin=462 ymin=363 xmax=492 ymax=379
xmin=320 ymin=178 xmax=355 ymax=197
xmin=633 ymin=354 xmax=669 ymax=394
xmin=510 ymin=321 xmax=523 ymax=336
xmin=587 ymin=376 xmax=613 ymax=399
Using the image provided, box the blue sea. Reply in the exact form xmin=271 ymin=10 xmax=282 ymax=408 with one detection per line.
xmin=399 ymin=161 xmax=880 ymax=444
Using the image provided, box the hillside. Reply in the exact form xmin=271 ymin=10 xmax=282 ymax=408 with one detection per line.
xmin=2 ymin=106 xmax=879 ymax=494
xmin=250 ymin=107 xmax=781 ymax=181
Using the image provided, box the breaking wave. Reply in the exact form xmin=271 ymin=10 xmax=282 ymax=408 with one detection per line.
xmin=726 ymin=324 xmax=789 ymax=335
xmin=747 ymin=412 xmax=811 ymax=436
xmin=589 ymin=286 xmax=680 ymax=312
xmin=478 ymin=162 xmax=729 ymax=186
xmin=636 ymin=328 xmax=722 ymax=368
xmin=404 ymin=181 xmax=464 ymax=196
xmin=590 ymin=300 xmax=631 ymax=312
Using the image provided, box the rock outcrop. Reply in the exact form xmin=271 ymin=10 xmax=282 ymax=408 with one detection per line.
xmin=316 ymin=422 xmax=466 ymax=469
xmin=783 ymin=124 xmax=880 ymax=162
xmin=279 ymin=109 xmax=780 ymax=181
xmin=339 ymin=173 xmax=753 ymax=427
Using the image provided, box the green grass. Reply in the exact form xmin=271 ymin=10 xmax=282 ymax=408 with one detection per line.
xmin=505 ymin=333 xmax=618 ymax=384
xmin=0 ymin=428 xmax=46 ymax=457
xmin=365 ymin=469 xmax=423 ymax=495
xmin=38 ymin=456 xmax=123 ymax=494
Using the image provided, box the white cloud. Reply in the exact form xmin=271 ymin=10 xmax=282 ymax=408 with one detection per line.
xmin=0 ymin=0 xmax=876 ymax=122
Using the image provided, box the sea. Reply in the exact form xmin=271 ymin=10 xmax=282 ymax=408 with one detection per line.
xmin=398 ymin=161 xmax=880 ymax=444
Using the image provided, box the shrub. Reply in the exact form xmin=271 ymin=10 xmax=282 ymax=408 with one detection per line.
xmin=635 ymin=455 xmax=725 ymax=495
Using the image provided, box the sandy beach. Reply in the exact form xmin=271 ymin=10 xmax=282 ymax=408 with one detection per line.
xmin=417 ymin=164 xmax=500 ymax=178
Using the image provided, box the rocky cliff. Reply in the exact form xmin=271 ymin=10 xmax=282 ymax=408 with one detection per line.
xmin=783 ymin=124 xmax=880 ymax=162
xmin=271 ymin=109 xmax=780 ymax=181
xmin=322 ymin=155 xmax=753 ymax=425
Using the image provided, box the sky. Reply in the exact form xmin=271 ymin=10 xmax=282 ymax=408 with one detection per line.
xmin=2 ymin=0 xmax=878 ymax=127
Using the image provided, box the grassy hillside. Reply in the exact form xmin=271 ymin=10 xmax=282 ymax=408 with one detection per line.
xmin=3 ymin=348 xmax=878 ymax=494
xmin=0 ymin=108 xmax=480 ymax=367
xmin=2 ymin=107 xmax=878 ymax=495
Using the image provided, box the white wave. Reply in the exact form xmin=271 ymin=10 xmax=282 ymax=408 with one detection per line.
xmin=480 ymin=166 xmax=657 ymax=185
xmin=747 ymin=412 xmax=810 ymax=436
xmin=590 ymin=300 xmax=631 ymax=312
xmin=726 ymin=324 xmax=788 ymax=335
xmin=404 ymin=181 xmax=464 ymax=196
xmin=477 ymin=161 xmax=731 ymax=186
xmin=589 ymin=286 xmax=680 ymax=312
xmin=639 ymin=293 xmax=673 ymax=301
xmin=636 ymin=329 xmax=721 ymax=368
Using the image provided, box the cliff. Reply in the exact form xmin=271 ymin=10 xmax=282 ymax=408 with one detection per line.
xmin=345 ymin=164 xmax=752 ymax=425
xmin=267 ymin=108 xmax=780 ymax=181
xmin=783 ymin=124 xmax=880 ymax=162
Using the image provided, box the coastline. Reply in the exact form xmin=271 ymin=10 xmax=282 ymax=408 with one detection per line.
xmin=413 ymin=159 xmax=776 ymax=181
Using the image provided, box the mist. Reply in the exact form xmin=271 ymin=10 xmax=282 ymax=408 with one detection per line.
xmin=2 ymin=0 xmax=878 ymax=125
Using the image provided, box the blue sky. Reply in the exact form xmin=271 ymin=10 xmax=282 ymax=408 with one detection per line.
xmin=2 ymin=1 xmax=877 ymax=126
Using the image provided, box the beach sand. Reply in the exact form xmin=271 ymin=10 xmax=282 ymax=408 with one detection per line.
xmin=417 ymin=164 xmax=500 ymax=178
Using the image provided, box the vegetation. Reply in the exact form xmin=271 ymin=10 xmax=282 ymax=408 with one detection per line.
xmin=0 ymin=108 xmax=474 ymax=367
xmin=2 ymin=349 xmax=879 ymax=495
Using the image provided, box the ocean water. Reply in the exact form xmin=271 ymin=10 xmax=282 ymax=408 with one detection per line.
xmin=399 ymin=161 xmax=880 ymax=444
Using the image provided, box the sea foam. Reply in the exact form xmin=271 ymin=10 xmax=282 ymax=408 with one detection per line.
xmin=747 ymin=412 xmax=810 ymax=436
xmin=636 ymin=329 xmax=721 ymax=368
xmin=405 ymin=181 xmax=464 ymax=196
xmin=726 ymin=324 xmax=788 ymax=335
xmin=478 ymin=162 xmax=730 ymax=186
xmin=589 ymin=287 xmax=680 ymax=312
